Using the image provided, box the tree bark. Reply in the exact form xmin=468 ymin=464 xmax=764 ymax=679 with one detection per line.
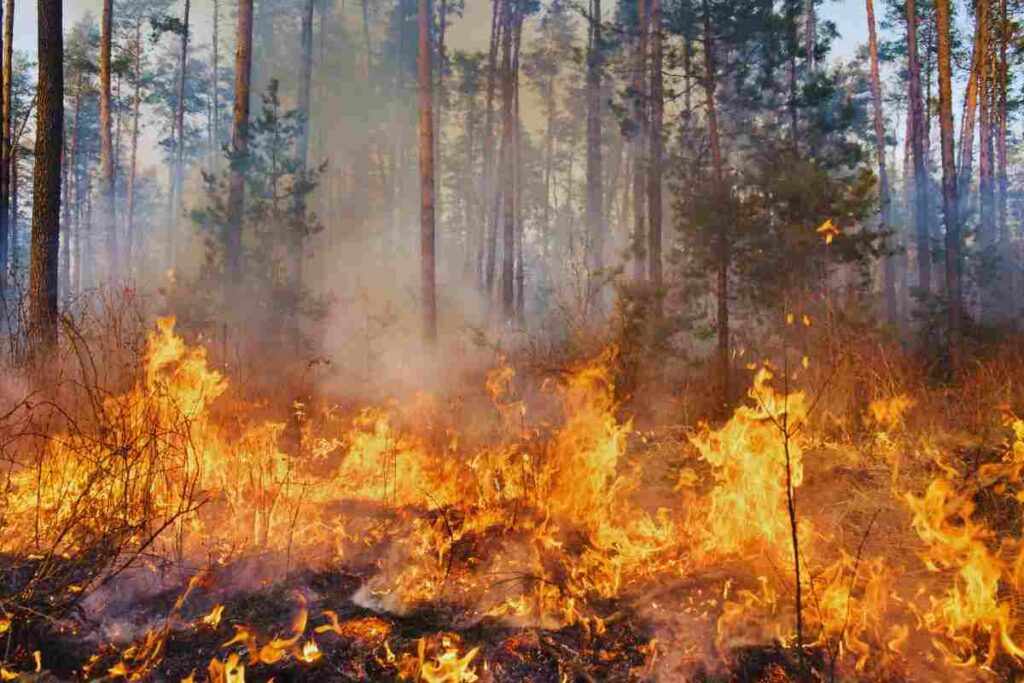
xmin=61 ymin=86 xmax=81 ymax=301
xmin=631 ymin=0 xmax=648 ymax=280
xmin=542 ymin=52 xmax=555 ymax=267
xmin=512 ymin=6 xmax=524 ymax=323
xmin=30 ymin=0 xmax=63 ymax=353
xmin=99 ymin=0 xmax=118 ymax=280
xmin=702 ymin=0 xmax=728 ymax=409
xmin=418 ymin=0 xmax=437 ymax=342
xmin=297 ymin=0 xmax=314 ymax=180
xmin=866 ymin=0 xmax=894 ymax=323
xmin=906 ymin=0 xmax=931 ymax=295
xmin=936 ymin=0 xmax=962 ymax=370
xmin=585 ymin=0 xmax=604 ymax=306
xmin=499 ymin=0 xmax=515 ymax=321
xmin=978 ymin=0 xmax=995 ymax=258
xmin=957 ymin=21 xmax=980 ymax=226
xmin=126 ymin=17 xmax=143 ymax=273
xmin=226 ymin=0 xmax=254 ymax=286
xmin=169 ymin=0 xmax=191 ymax=271
xmin=647 ymin=0 xmax=663 ymax=300
xmin=482 ymin=0 xmax=502 ymax=294
xmin=211 ymin=0 xmax=220 ymax=163
xmin=996 ymin=0 xmax=1008 ymax=249
xmin=0 ymin=0 xmax=6 ymax=297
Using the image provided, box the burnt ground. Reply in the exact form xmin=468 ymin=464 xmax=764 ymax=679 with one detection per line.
xmin=0 ymin=554 xmax=856 ymax=683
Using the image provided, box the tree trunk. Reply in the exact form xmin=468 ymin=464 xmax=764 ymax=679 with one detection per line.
xmin=866 ymin=0 xmax=894 ymax=323
xmin=936 ymin=0 xmax=962 ymax=370
xmin=30 ymin=0 xmax=63 ymax=353
xmin=512 ymin=7 xmax=524 ymax=324
xmin=957 ymin=21 xmax=980 ymax=226
xmin=61 ymin=87 xmax=81 ymax=301
xmin=906 ymin=0 xmax=931 ymax=295
xmin=542 ymin=56 xmax=556 ymax=268
xmin=499 ymin=0 xmax=515 ymax=321
xmin=418 ymin=0 xmax=437 ymax=342
xmin=702 ymin=0 xmax=728 ymax=409
xmin=463 ymin=89 xmax=479 ymax=278
xmin=169 ymin=0 xmax=191 ymax=271
xmin=978 ymin=0 xmax=995 ymax=256
xmin=0 ymin=0 xmax=6 ymax=298
xmin=787 ymin=2 xmax=799 ymax=145
xmin=435 ymin=0 xmax=447 ymax=224
xmin=647 ymin=0 xmax=663 ymax=300
xmin=211 ymin=0 xmax=220 ymax=164
xmin=631 ymin=0 xmax=648 ymax=280
xmin=226 ymin=0 xmax=254 ymax=286
xmin=483 ymin=0 xmax=503 ymax=295
xmin=8 ymin=133 xmax=15 ymax=274
xmin=297 ymin=0 xmax=314 ymax=183
xmin=996 ymin=0 xmax=1008 ymax=251
xmin=99 ymin=0 xmax=118 ymax=280
xmin=585 ymin=0 xmax=604 ymax=306
xmin=126 ymin=17 xmax=143 ymax=273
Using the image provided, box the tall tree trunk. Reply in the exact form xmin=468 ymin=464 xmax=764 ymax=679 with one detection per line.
xmin=978 ymin=0 xmax=995 ymax=256
xmin=435 ymin=0 xmax=447 ymax=226
xmin=631 ymin=0 xmax=648 ymax=280
xmin=295 ymin=0 xmax=315 ymax=294
xmin=126 ymin=17 xmax=143 ymax=273
xmin=463 ymin=91 xmax=479 ymax=278
xmin=99 ymin=0 xmax=118 ymax=280
xmin=226 ymin=0 xmax=254 ymax=286
xmin=483 ymin=0 xmax=503 ymax=295
xmin=61 ymin=87 xmax=81 ymax=301
xmin=30 ymin=0 xmax=63 ymax=353
xmin=211 ymin=0 xmax=220 ymax=164
xmin=585 ymin=0 xmax=604 ymax=307
xmin=512 ymin=7 xmax=524 ymax=324
xmin=169 ymin=0 xmax=191 ymax=270
xmin=0 ymin=0 xmax=6 ymax=298
xmin=297 ymin=0 xmax=314 ymax=166
xmin=936 ymin=0 xmax=962 ymax=370
xmin=499 ymin=0 xmax=515 ymax=321
xmin=59 ymin=143 xmax=70 ymax=300
xmin=8 ymin=131 xmax=15 ymax=274
xmin=996 ymin=0 xmax=1008 ymax=250
xmin=866 ymin=0 xmax=894 ymax=323
xmin=957 ymin=21 xmax=981 ymax=225
xmin=787 ymin=1 xmax=799 ymax=145
xmin=906 ymin=0 xmax=931 ymax=295
xmin=418 ymin=0 xmax=437 ymax=342
xmin=542 ymin=58 xmax=555 ymax=268
xmin=647 ymin=0 xmax=663 ymax=300
xmin=702 ymin=0 xmax=728 ymax=408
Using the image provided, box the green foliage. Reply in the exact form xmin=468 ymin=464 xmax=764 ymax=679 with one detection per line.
xmin=191 ymin=81 xmax=327 ymax=345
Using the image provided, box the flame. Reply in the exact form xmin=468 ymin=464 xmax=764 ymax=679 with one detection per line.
xmin=13 ymin=317 xmax=1024 ymax=677
xmin=201 ymin=605 xmax=225 ymax=629
xmin=298 ymin=639 xmax=322 ymax=664
xmin=416 ymin=637 xmax=480 ymax=683
xmin=690 ymin=367 xmax=808 ymax=560
xmin=207 ymin=653 xmax=245 ymax=683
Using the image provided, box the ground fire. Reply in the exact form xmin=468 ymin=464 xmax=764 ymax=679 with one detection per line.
xmin=0 ymin=316 xmax=1021 ymax=681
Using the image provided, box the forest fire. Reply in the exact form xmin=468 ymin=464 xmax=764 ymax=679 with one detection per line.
xmin=0 ymin=317 xmax=1021 ymax=681
xmin=5 ymin=0 xmax=1024 ymax=677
